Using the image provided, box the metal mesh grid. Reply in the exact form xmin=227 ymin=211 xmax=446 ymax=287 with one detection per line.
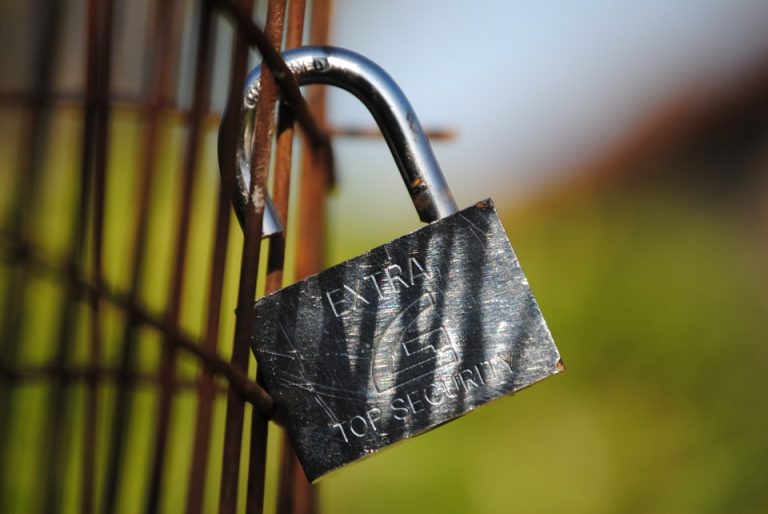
xmin=0 ymin=0 xmax=333 ymax=512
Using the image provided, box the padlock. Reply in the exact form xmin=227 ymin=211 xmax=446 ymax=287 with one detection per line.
xmin=224 ymin=46 xmax=563 ymax=481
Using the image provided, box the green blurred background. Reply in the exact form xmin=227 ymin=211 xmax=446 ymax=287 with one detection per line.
xmin=2 ymin=1 xmax=768 ymax=513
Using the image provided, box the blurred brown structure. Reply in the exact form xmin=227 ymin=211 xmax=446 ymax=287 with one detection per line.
xmin=550 ymin=55 xmax=768 ymax=203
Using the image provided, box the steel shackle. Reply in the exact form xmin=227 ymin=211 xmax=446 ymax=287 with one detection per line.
xmin=225 ymin=46 xmax=459 ymax=236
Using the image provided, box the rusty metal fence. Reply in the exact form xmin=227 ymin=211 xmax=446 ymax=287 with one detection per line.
xmin=0 ymin=0 xmax=336 ymax=512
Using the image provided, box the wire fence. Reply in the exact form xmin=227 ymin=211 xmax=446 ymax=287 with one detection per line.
xmin=0 ymin=0 xmax=334 ymax=512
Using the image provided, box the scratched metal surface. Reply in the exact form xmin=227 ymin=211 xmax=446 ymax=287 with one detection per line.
xmin=251 ymin=199 xmax=562 ymax=481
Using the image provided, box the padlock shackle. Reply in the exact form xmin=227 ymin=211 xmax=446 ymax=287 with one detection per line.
xmin=232 ymin=46 xmax=458 ymax=227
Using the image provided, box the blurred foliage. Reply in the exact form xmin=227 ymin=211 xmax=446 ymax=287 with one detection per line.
xmin=321 ymin=178 xmax=768 ymax=514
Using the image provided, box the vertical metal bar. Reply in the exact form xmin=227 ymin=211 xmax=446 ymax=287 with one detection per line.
xmin=0 ymin=0 xmax=62 ymax=505
xmin=101 ymin=1 xmax=182 ymax=512
xmin=35 ymin=0 xmax=113 ymax=511
xmin=82 ymin=0 xmax=115 ymax=510
xmin=296 ymin=0 xmax=333 ymax=279
xmin=218 ymin=0 xmax=286 ymax=512
xmin=0 ymin=0 xmax=61 ymax=368
xmin=145 ymin=0 xmax=216 ymax=512
xmin=184 ymin=1 xmax=256 ymax=513
xmin=244 ymin=3 xmax=288 ymax=511
xmin=272 ymin=1 xmax=308 ymax=513
xmin=213 ymin=0 xmax=329 ymax=150
xmin=286 ymin=3 xmax=334 ymax=513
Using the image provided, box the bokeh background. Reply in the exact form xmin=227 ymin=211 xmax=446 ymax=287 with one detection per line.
xmin=2 ymin=0 xmax=768 ymax=513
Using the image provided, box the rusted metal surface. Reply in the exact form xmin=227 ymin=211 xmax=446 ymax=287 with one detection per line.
xmin=296 ymin=0 xmax=334 ymax=278
xmin=278 ymin=2 xmax=335 ymax=512
xmin=270 ymin=0 xmax=309 ymax=511
xmin=219 ymin=0 xmax=288 ymax=512
xmin=185 ymin=0 xmax=256 ymax=511
xmin=144 ymin=1 xmax=217 ymax=511
xmin=0 ymin=2 xmax=61 ymax=384
xmin=245 ymin=1 xmax=290 ymax=510
xmin=102 ymin=1 xmax=182 ymax=512
xmin=0 ymin=364 xmax=230 ymax=393
xmin=329 ymin=126 xmax=455 ymax=140
xmin=83 ymin=0 xmax=115 ymax=511
xmin=36 ymin=0 xmax=113 ymax=511
xmin=0 ymin=92 xmax=455 ymax=141
xmin=0 ymin=0 xmax=339 ymax=512
xmin=2 ymin=1 xmax=64 ymax=511
xmin=213 ymin=0 xmax=331 ymax=160
xmin=0 ymin=234 xmax=274 ymax=411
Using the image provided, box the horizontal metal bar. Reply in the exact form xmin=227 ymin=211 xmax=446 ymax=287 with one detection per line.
xmin=0 ymin=365 xmax=229 ymax=395
xmin=0 ymin=91 xmax=456 ymax=140
xmin=0 ymin=233 xmax=274 ymax=414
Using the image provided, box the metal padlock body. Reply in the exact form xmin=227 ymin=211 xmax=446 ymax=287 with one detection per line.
xmin=252 ymin=200 xmax=560 ymax=480
xmin=229 ymin=47 xmax=562 ymax=481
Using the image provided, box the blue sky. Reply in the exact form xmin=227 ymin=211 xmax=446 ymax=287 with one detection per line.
xmin=324 ymin=0 xmax=768 ymax=217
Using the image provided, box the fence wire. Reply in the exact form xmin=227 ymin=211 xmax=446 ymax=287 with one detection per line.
xmin=0 ymin=0 xmax=333 ymax=513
